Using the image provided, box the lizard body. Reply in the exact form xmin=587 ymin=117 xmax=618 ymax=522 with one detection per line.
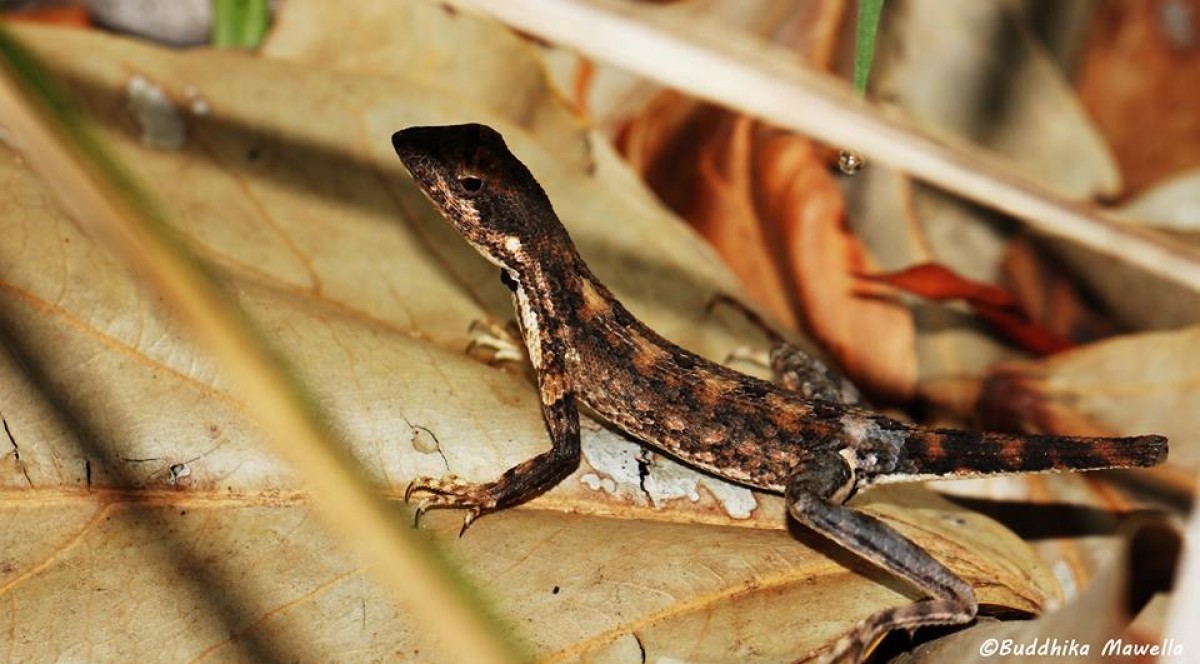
xmin=391 ymin=123 xmax=1167 ymax=662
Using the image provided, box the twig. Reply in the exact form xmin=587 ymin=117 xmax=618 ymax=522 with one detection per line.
xmin=447 ymin=0 xmax=1200 ymax=292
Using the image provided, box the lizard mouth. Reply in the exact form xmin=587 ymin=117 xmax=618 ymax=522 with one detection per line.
xmin=390 ymin=127 xmax=435 ymax=174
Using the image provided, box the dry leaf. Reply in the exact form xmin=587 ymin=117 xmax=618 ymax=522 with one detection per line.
xmin=617 ymin=98 xmax=799 ymax=328
xmin=900 ymin=517 xmax=1181 ymax=663
xmin=755 ymin=129 xmax=919 ymax=401
xmin=619 ymin=102 xmax=921 ymax=401
xmin=1119 ymin=170 xmax=1200 ymax=233
xmin=873 ymin=0 xmax=1121 ymax=199
xmin=980 ymin=326 xmax=1200 ymax=465
xmin=1076 ymin=0 xmax=1200 ymax=197
xmin=0 ymin=18 xmax=1061 ymax=663
xmin=261 ymin=0 xmax=594 ymax=174
xmin=860 ymin=263 xmax=1073 ymax=356
xmin=1047 ymin=171 xmax=1200 ymax=332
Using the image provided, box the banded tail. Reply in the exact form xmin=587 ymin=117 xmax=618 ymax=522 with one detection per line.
xmin=899 ymin=428 xmax=1167 ymax=479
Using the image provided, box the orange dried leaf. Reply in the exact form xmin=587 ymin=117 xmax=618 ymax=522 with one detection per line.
xmin=2 ymin=8 xmax=90 ymax=27
xmin=1077 ymin=0 xmax=1200 ymax=196
xmin=755 ymin=131 xmax=918 ymax=400
xmin=862 ymin=263 xmax=1073 ymax=356
xmin=617 ymin=97 xmax=799 ymax=327
xmin=859 ymin=263 xmax=1017 ymax=309
xmin=619 ymin=94 xmax=919 ymax=400
xmin=570 ymin=58 xmax=594 ymax=118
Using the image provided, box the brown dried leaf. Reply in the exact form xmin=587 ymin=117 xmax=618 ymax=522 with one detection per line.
xmin=620 ymin=102 xmax=921 ymax=400
xmin=0 ymin=17 xmax=1059 ymax=664
xmin=1048 ymin=171 xmax=1200 ymax=332
xmin=980 ymin=326 xmax=1200 ymax=465
xmin=900 ymin=518 xmax=1181 ymax=664
xmin=618 ymin=100 xmax=799 ymax=327
xmin=1076 ymin=0 xmax=1200 ymax=197
xmin=754 ymin=130 xmax=918 ymax=400
xmin=874 ymin=0 xmax=1121 ymax=199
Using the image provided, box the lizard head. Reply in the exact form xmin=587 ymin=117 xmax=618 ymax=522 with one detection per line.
xmin=392 ymin=123 xmax=564 ymax=268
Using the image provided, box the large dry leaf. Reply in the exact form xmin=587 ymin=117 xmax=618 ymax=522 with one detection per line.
xmin=874 ymin=0 xmax=1121 ymax=200
xmin=900 ymin=517 xmax=1181 ymax=663
xmin=1046 ymin=172 xmax=1200 ymax=331
xmin=755 ymin=129 xmax=919 ymax=401
xmin=0 ymin=18 xmax=1060 ymax=664
xmin=980 ymin=326 xmax=1200 ymax=466
xmin=848 ymin=0 xmax=1127 ymax=413
xmin=261 ymin=0 xmax=593 ymax=175
xmin=1076 ymin=0 xmax=1200 ymax=197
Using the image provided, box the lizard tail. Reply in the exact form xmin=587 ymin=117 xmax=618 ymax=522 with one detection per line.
xmin=901 ymin=428 xmax=1168 ymax=478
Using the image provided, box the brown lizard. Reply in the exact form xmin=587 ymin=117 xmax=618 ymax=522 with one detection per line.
xmin=390 ymin=123 xmax=1168 ymax=662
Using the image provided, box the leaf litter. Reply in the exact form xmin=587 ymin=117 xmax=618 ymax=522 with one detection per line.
xmin=0 ymin=0 xmax=1193 ymax=661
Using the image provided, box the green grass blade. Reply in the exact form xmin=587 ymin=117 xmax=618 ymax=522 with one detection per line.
xmin=212 ymin=0 xmax=271 ymax=48
xmin=853 ymin=0 xmax=885 ymax=95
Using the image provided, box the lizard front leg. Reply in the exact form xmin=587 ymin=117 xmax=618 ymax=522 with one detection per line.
xmin=787 ymin=454 xmax=976 ymax=662
xmin=406 ymin=355 xmax=581 ymax=535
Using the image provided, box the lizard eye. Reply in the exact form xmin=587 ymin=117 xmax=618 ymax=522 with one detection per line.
xmin=457 ymin=176 xmax=484 ymax=194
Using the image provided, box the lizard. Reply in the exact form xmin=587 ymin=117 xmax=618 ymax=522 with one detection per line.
xmin=390 ymin=123 xmax=1168 ymax=662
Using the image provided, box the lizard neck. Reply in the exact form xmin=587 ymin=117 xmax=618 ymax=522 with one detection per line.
xmin=500 ymin=230 xmax=594 ymax=374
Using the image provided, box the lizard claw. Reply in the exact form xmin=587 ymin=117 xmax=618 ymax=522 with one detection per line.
xmin=459 ymin=509 xmax=481 ymax=537
xmin=404 ymin=474 xmax=498 ymax=533
xmin=466 ymin=318 xmax=524 ymax=365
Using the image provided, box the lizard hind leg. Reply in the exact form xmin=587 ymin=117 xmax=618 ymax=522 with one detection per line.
xmin=768 ymin=344 xmax=862 ymax=406
xmin=786 ymin=454 xmax=976 ymax=663
xmin=707 ymin=294 xmax=860 ymax=405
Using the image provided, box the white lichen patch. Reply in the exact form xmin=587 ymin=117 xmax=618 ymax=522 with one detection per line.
xmin=409 ymin=426 xmax=440 ymax=454
xmin=698 ymin=475 xmax=757 ymax=519
xmin=126 ymin=74 xmax=186 ymax=149
xmin=167 ymin=462 xmax=191 ymax=485
xmin=579 ymin=427 xmax=643 ymax=493
xmin=579 ymin=473 xmax=617 ymax=494
xmin=579 ymin=423 xmax=757 ymax=519
xmin=182 ymin=84 xmax=210 ymax=116
xmin=640 ymin=458 xmax=702 ymax=505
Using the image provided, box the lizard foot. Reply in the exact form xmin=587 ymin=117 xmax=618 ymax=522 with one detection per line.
xmin=466 ymin=318 xmax=524 ymax=365
xmin=808 ymin=620 xmax=880 ymax=664
xmin=405 ymin=474 xmax=501 ymax=535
